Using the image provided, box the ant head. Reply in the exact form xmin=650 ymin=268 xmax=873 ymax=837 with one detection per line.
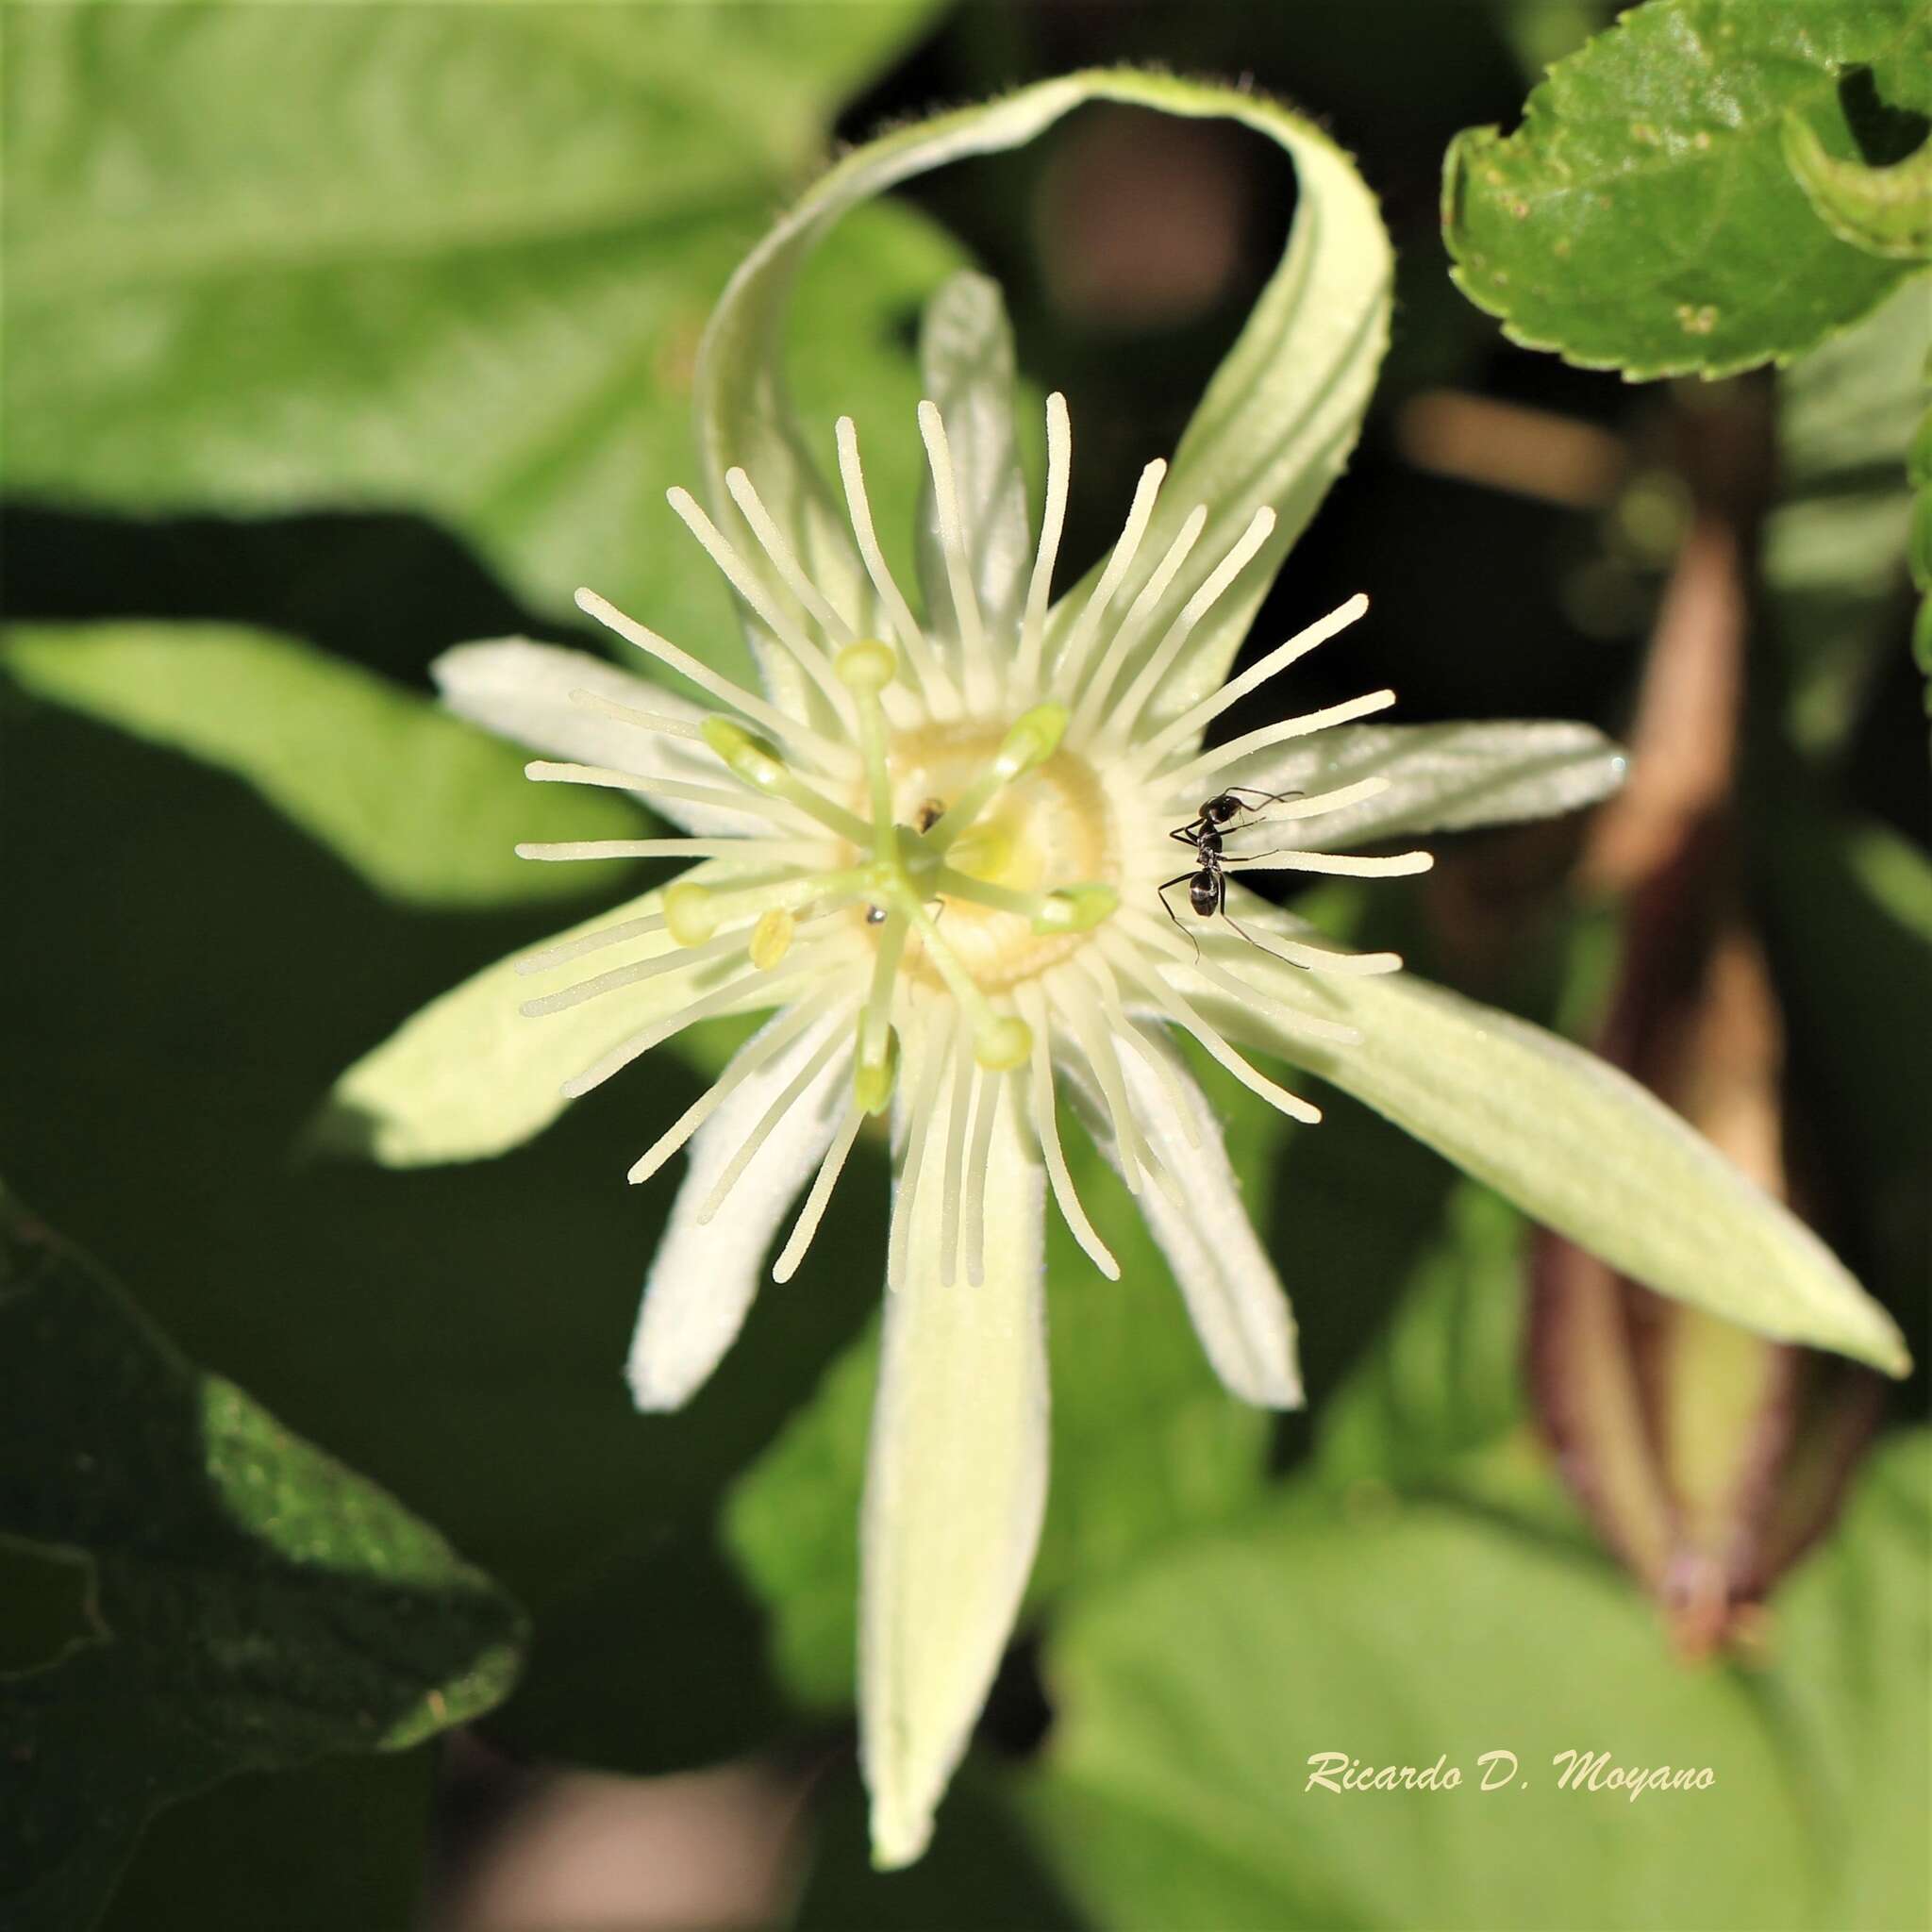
xmin=1204 ymin=792 xmax=1243 ymax=825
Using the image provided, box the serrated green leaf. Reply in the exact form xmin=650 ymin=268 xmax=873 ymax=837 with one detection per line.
xmin=0 ymin=1189 xmax=525 ymax=1932
xmin=0 ymin=1 xmax=950 ymax=653
xmin=1784 ymin=109 xmax=1932 ymax=258
xmin=1 ymin=624 xmax=640 ymax=908
xmin=1192 ymin=891 xmax=1909 ymax=1376
xmin=1023 ymin=1433 xmax=1930 ymax=1932
xmin=1443 ymin=0 xmax=1932 ymax=378
xmin=694 ymin=67 xmax=1392 ymax=728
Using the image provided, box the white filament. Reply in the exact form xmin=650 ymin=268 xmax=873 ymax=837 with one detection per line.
xmin=1014 ymin=982 xmax=1118 ymax=1277
xmin=1158 ymin=688 xmax=1398 ymax=798
xmin=1129 ymin=592 xmax=1371 ymax=774
xmin=917 ymin=401 xmax=988 ymax=675
xmin=1013 ymin=391 xmax=1072 ymax=695
xmin=1068 ymin=504 xmax=1208 ymax=741
xmin=696 ymin=1023 xmax=850 ymax=1224
xmin=1048 ymin=458 xmax=1166 ymax=692
xmin=774 ymin=1101 xmax=867 ymax=1283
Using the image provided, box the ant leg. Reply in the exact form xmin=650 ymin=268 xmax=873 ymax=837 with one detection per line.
xmin=1170 ymin=823 xmax=1208 ymax=849
xmin=1220 ymin=786 xmax=1306 ymax=808
xmin=1158 ymin=875 xmax=1203 ymax=963
xmin=1223 ymin=909 xmax=1311 ymax=971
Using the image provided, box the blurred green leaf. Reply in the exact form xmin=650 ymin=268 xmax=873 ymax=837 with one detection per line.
xmin=1 ymin=623 xmax=640 ymax=908
xmin=1762 ymin=280 xmax=1931 ymax=752
xmin=1784 ymin=108 xmax=1932 ymax=258
xmin=0 ymin=1189 xmax=525 ymax=1932
xmin=1443 ymin=0 xmax=1931 ymax=377
xmin=1023 ymin=1431 xmax=1931 ymax=1932
xmin=0 ymin=1 xmax=954 ymax=658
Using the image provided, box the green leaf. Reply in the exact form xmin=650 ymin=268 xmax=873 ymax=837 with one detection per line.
xmin=1762 ymin=280 xmax=1931 ymax=752
xmin=1195 ymin=894 xmax=1910 ymax=1376
xmin=0 ymin=2 xmax=949 ymax=651
xmin=693 ymin=68 xmax=1393 ymax=726
xmin=1023 ymin=1433 xmax=1931 ymax=1932
xmin=1443 ymin=0 xmax=1932 ymax=378
xmin=313 ymin=857 xmax=769 ymax=1165
xmin=1784 ymin=109 xmax=1932 ymax=258
xmin=0 ymin=1188 xmax=525 ymax=1932
xmin=2 ymin=623 xmax=640 ymax=908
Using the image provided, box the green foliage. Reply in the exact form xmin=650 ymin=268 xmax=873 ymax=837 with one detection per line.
xmin=1762 ymin=282 xmax=1932 ymax=751
xmin=0 ymin=0 xmax=955 ymax=658
xmin=0 ymin=1190 xmax=525 ymax=1932
xmin=1784 ymin=108 xmax=1932 ymax=258
xmin=1 ymin=624 xmax=639 ymax=908
xmin=1023 ymin=1432 xmax=1931 ymax=1932
xmin=1444 ymin=0 xmax=1932 ymax=377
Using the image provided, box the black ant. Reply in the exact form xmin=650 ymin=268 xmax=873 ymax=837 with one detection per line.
xmin=1159 ymin=788 xmax=1304 ymax=958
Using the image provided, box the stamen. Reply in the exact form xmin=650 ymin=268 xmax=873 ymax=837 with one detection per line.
xmin=1127 ymin=593 xmax=1372 ymax=774
xmin=1157 ymin=688 xmax=1399 ymax=797
xmin=1106 ymin=945 xmax=1322 ymax=1124
xmin=888 ymin=1017 xmax=951 ymax=1291
xmin=773 ymin=1100 xmax=866 ymax=1283
xmin=835 ymin=416 xmax=959 ymax=711
xmin=696 ymin=1022 xmax=851 ymax=1224
xmin=1048 ymin=458 xmax=1165 ymax=692
xmin=1222 ymin=847 xmax=1434 ymax=878
xmin=749 ymin=907 xmax=796 ymax=970
xmin=932 ymin=870 xmax=1116 ymax=935
xmin=523 ymin=760 xmax=814 ymax=830
xmin=667 ymin=486 xmax=860 ymax=733
xmin=921 ymin=701 xmax=1067 ymax=853
xmin=836 ymin=640 xmax=900 ymax=862
xmin=663 ymin=870 xmax=864 ymax=947
xmin=901 ymin=897 xmax=1031 ymax=1070
xmin=575 ymin=586 xmax=849 ymax=773
xmin=1106 ymin=506 xmax=1278 ymax=744
xmin=559 ymin=960 xmax=818 ymax=1100
xmin=1067 ymin=503 xmax=1208 ymax=741
xmin=1012 ymin=392 xmax=1073 ymax=696
xmin=700 ymin=719 xmax=873 ymax=845
xmin=1013 ymin=981 xmax=1119 ymax=1277
xmin=516 ymin=838 xmax=819 ymax=862
xmin=524 ymin=910 xmax=837 ymax=1018
xmin=567 ymin=688 xmax=705 ymax=740
xmin=856 ymin=910 xmax=908 ymax=1113
xmin=917 ymin=400 xmax=989 ymax=672
xmin=960 ymin=1062 xmax=1004 ymax=1288
xmin=624 ymin=991 xmax=836 ymax=1187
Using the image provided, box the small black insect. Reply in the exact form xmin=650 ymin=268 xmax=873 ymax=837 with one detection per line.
xmin=1159 ymin=788 xmax=1303 ymax=957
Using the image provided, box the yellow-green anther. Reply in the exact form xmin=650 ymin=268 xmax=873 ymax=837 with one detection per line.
xmin=974 ymin=1013 xmax=1033 ymax=1072
xmin=664 ymin=882 xmax=721 ymax=946
xmin=749 ymin=907 xmax=796 ymax=970
xmin=923 ymin=701 xmax=1068 ymax=852
xmin=700 ymin=715 xmax=872 ymax=844
xmin=835 ymin=639 xmax=898 ymax=694
xmin=855 ymin=1025 xmax=901 ymax=1116
xmin=1031 ymin=883 xmax=1119 ymax=935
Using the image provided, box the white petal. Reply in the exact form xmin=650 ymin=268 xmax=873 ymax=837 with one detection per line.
xmin=433 ymin=638 xmax=749 ymax=835
xmin=1109 ymin=1033 xmax=1303 ymax=1408
xmin=861 ymin=1071 xmax=1047 ymax=1869
xmin=626 ymin=1006 xmax=853 ymax=1410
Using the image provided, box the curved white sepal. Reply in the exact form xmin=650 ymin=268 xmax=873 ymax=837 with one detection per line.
xmin=861 ymin=1072 xmax=1048 ymax=1869
xmin=627 ymin=1006 xmax=854 ymax=1410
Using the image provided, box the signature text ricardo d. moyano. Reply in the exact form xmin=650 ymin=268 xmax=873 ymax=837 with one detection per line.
xmin=1304 ymin=1751 xmax=1715 ymax=1802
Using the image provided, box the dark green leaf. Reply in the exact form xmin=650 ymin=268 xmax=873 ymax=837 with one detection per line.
xmin=1443 ymin=0 xmax=1932 ymax=377
xmin=0 ymin=1190 xmax=525 ymax=1932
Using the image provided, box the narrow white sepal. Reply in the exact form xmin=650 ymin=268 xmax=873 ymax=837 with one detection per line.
xmin=1114 ymin=1033 xmax=1304 ymax=1408
xmin=431 ymin=638 xmax=748 ymax=836
xmin=861 ymin=1074 xmax=1048 ymax=1869
xmin=625 ymin=1006 xmax=852 ymax=1410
